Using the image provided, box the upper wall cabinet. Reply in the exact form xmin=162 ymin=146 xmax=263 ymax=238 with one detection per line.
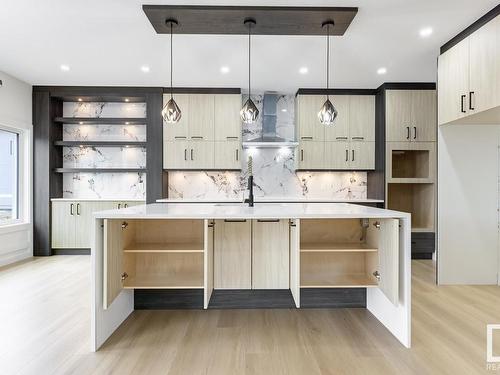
xmin=386 ymin=90 xmax=436 ymax=142
xmin=163 ymin=93 xmax=242 ymax=170
xmin=438 ymin=15 xmax=500 ymax=125
xmin=296 ymin=94 xmax=375 ymax=170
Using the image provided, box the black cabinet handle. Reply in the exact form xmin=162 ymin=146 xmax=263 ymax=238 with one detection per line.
xmin=184 ymin=149 xmax=187 ymax=161
xmin=70 ymin=203 xmax=74 ymax=216
xmin=460 ymin=94 xmax=466 ymax=113
xmin=191 ymin=136 xmax=203 ymax=139
xmin=352 ymin=149 xmax=355 ymax=162
xmin=190 ymin=149 xmax=194 ymax=161
xmin=224 ymin=219 xmax=247 ymax=222
xmin=469 ymin=91 xmax=475 ymax=110
xmin=413 ymin=126 xmax=417 ymax=140
xmin=257 ymin=219 xmax=280 ymax=222
xmin=117 ymin=203 xmax=121 ymax=209
xmin=124 ymin=203 xmax=128 ymax=208
xmin=301 ymin=136 xmax=313 ymax=140
xmin=236 ymin=149 xmax=239 ymax=161
xmin=300 ymin=149 xmax=304 ymax=161
xmin=345 ymin=149 xmax=348 ymax=162
xmin=406 ymin=126 xmax=410 ymax=140
xmin=76 ymin=203 xmax=81 ymax=215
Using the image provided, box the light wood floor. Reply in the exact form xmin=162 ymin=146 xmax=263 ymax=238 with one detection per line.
xmin=1 ymin=256 xmax=500 ymax=374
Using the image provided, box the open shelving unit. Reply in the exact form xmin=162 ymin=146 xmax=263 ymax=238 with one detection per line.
xmin=54 ymin=168 xmax=146 ymax=173
xmin=54 ymin=141 xmax=146 ymax=147
xmin=53 ymin=117 xmax=146 ymax=125
xmin=299 ymin=219 xmax=380 ymax=288
xmin=118 ymin=219 xmax=206 ymax=289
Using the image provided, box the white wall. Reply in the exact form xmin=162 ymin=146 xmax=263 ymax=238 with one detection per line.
xmin=438 ymin=124 xmax=500 ymax=284
xmin=0 ymin=71 xmax=32 ymax=266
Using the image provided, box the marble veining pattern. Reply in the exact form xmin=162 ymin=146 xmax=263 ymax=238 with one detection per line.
xmin=63 ymin=124 xmax=146 ymax=142
xmin=62 ymin=147 xmax=146 ymax=169
xmin=63 ymin=173 xmax=146 ymax=199
xmin=62 ymin=102 xmax=147 ymax=118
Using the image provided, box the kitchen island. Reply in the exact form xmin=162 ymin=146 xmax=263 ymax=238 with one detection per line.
xmin=91 ymin=203 xmax=411 ymax=351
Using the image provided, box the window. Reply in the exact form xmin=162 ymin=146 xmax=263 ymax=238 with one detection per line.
xmin=0 ymin=129 xmax=18 ymax=224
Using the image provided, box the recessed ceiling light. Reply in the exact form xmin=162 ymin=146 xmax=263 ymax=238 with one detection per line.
xmin=60 ymin=64 xmax=70 ymax=72
xmin=419 ymin=27 xmax=433 ymax=38
xmin=125 ymin=122 xmax=130 ymax=125
xmin=377 ymin=67 xmax=387 ymax=75
xmin=77 ymin=98 xmax=82 ymax=102
xmin=281 ymin=109 xmax=287 ymax=113
xmin=124 ymin=98 xmax=130 ymax=102
xmin=299 ymin=67 xmax=309 ymax=74
xmin=220 ymin=66 xmax=230 ymax=74
xmin=140 ymin=65 xmax=150 ymax=73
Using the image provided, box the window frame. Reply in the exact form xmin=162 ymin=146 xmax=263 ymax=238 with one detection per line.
xmin=0 ymin=124 xmax=26 ymax=227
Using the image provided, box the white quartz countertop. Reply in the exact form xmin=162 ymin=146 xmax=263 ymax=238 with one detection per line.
xmin=94 ymin=202 xmax=408 ymax=220
xmin=51 ymin=198 xmax=145 ymax=202
xmin=156 ymin=198 xmax=384 ymax=203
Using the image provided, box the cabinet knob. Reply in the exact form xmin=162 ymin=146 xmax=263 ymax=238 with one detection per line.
xmin=121 ymin=221 xmax=128 ymax=230
xmin=121 ymin=272 xmax=128 ymax=281
xmin=373 ymin=221 xmax=381 ymax=229
xmin=373 ymin=271 xmax=381 ymax=281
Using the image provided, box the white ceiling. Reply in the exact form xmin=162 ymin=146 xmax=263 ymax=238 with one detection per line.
xmin=0 ymin=0 xmax=498 ymax=92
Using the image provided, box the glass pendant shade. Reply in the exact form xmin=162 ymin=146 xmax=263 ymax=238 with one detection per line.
xmin=240 ymin=97 xmax=259 ymax=124
xmin=162 ymin=97 xmax=182 ymax=123
xmin=318 ymin=98 xmax=338 ymax=126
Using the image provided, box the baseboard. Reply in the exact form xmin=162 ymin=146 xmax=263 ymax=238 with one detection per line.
xmin=52 ymin=248 xmax=90 ymax=255
xmin=135 ymin=289 xmax=204 ymax=309
xmin=209 ymin=289 xmax=295 ymax=309
xmin=300 ymin=288 xmax=366 ymax=308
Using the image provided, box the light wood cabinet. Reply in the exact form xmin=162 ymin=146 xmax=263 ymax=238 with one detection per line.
xmin=214 ymin=141 xmax=241 ymax=170
xmin=469 ymin=17 xmax=499 ymax=114
xmin=214 ymin=220 xmax=252 ymax=289
xmin=297 ymin=94 xmax=375 ymax=170
xmin=190 ymin=141 xmax=215 ymax=169
xmin=298 ymin=141 xmax=324 ymax=169
xmin=163 ymin=140 xmax=189 ymax=169
xmin=324 ymin=141 xmax=349 ymax=169
xmin=163 ymin=94 xmax=190 ymax=141
xmin=189 ymin=94 xmax=214 ymax=141
xmin=386 ymin=90 xmax=436 ymax=142
xmin=324 ymin=95 xmax=349 ymax=141
xmin=164 ymin=140 xmax=215 ymax=169
xmin=297 ymin=95 xmax=326 ymax=141
xmin=52 ymin=200 xmax=144 ymax=249
xmin=252 ymin=219 xmax=289 ymax=289
xmin=350 ymin=141 xmax=375 ymax=170
xmin=349 ymin=95 xmax=375 ymax=141
xmin=300 ymin=218 xmax=399 ymax=305
xmin=438 ymin=15 xmax=500 ymax=125
xmin=163 ymin=93 xmax=242 ymax=170
xmin=214 ymin=94 xmax=241 ymax=141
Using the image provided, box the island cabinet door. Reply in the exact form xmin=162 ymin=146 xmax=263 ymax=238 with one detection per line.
xmin=252 ymin=219 xmax=290 ymax=289
xmin=103 ymin=219 xmax=124 ymax=310
xmin=366 ymin=218 xmax=400 ymax=305
xmin=214 ymin=219 xmax=252 ymax=289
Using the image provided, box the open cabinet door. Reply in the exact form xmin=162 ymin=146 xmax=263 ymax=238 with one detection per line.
xmin=367 ymin=218 xmax=399 ymax=305
xmin=103 ymin=219 xmax=124 ymax=310
xmin=204 ymin=220 xmax=214 ymax=309
xmin=289 ymin=219 xmax=300 ymax=308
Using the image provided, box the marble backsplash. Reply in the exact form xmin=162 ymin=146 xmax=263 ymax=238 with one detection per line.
xmin=167 ymin=92 xmax=367 ymax=201
xmin=62 ymin=102 xmax=147 ymax=199
xmin=63 ymin=173 xmax=146 ymax=199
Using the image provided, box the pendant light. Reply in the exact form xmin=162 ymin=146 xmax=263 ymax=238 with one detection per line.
xmin=240 ymin=18 xmax=259 ymax=123
xmin=318 ymin=20 xmax=338 ymax=126
xmin=162 ymin=19 xmax=182 ymax=123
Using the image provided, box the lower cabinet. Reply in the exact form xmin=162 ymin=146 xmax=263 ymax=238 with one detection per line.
xmin=252 ymin=219 xmax=290 ymax=289
xmin=214 ymin=219 xmax=252 ymax=289
xmin=51 ymin=200 xmax=143 ymax=249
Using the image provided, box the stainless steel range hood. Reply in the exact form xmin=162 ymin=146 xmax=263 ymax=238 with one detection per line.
xmin=242 ymin=92 xmax=299 ymax=148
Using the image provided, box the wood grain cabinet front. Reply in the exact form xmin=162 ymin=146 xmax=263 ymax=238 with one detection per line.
xmin=438 ymin=14 xmax=500 ymax=125
xmin=252 ymin=219 xmax=290 ymax=289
